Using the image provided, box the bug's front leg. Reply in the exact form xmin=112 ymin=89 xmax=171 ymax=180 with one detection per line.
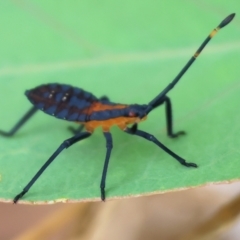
xmin=125 ymin=127 xmax=197 ymax=168
xmin=100 ymin=132 xmax=113 ymax=201
xmin=0 ymin=106 xmax=38 ymax=137
xmin=152 ymin=96 xmax=185 ymax=138
xmin=163 ymin=96 xmax=185 ymax=138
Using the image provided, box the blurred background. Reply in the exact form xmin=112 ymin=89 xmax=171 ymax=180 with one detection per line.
xmin=0 ymin=0 xmax=240 ymax=239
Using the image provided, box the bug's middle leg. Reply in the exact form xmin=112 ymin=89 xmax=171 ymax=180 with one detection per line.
xmin=100 ymin=132 xmax=113 ymax=201
xmin=152 ymin=96 xmax=185 ymax=138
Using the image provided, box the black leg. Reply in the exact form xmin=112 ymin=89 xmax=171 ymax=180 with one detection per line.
xmin=100 ymin=132 xmax=113 ymax=201
xmin=163 ymin=96 xmax=185 ymax=138
xmin=13 ymin=131 xmax=92 ymax=203
xmin=0 ymin=106 xmax=38 ymax=137
xmin=99 ymin=96 xmax=110 ymax=102
xmin=129 ymin=124 xmax=138 ymax=133
xmin=67 ymin=96 xmax=110 ymax=135
xmin=125 ymin=127 xmax=197 ymax=168
xmin=68 ymin=125 xmax=84 ymax=135
xmin=152 ymin=96 xmax=185 ymax=138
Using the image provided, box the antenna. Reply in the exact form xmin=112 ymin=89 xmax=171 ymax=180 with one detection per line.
xmin=145 ymin=13 xmax=235 ymax=114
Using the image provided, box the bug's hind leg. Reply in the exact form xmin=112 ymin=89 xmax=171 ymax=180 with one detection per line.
xmin=68 ymin=125 xmax=85 ymax=135
xmin=0 ymin=106 xmax=38 ymax=137
xmin=67 ymin=96 xmax=110 ymax=135
xmin=13 ymin=131 xmax=92 ymax=203
xmin=152 ymin=96 xmax=185 ymax=138
xmin=100 ymin=132 xmax=113 ymax=201
xmin=125 ymin=127 xmax=197 ymax=168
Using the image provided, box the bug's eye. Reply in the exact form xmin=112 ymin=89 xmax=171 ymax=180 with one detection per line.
xmin=129 ymin=111 xmax=136 ymax=117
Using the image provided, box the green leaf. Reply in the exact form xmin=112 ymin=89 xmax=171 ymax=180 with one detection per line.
xmin=0 ymin=1 xmax=239 ymax=204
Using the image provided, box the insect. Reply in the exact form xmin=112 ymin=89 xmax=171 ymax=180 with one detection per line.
xmin=0 ymin=13 xmax=235 ymax=203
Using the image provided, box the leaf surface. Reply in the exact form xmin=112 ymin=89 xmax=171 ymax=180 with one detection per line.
xmin=0 ymin=0 xmax=239 ymax=203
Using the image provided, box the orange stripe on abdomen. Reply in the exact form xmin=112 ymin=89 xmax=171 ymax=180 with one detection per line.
xmin=86 ymin=102 xmax=128 ymax=115
xmin=79 ymin=115 xmax=147 ymax=132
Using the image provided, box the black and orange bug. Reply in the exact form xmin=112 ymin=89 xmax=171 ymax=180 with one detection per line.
xmin=0 ymin=13 xmax=235 ymax=203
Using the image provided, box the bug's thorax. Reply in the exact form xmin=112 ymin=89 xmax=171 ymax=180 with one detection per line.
xmin=81 ymin=103 xmax=148 ymax=132
xmin=87 ymin=102 xmax=127 ymax=112
xmin=83 ymin=115 xmax=147 ymax=132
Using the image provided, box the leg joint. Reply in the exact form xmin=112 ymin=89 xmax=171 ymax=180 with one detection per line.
xmin=62 ymin=140 xmax=71 ymax=148
xmin=148 ymin=134 xmax=155 ymax=141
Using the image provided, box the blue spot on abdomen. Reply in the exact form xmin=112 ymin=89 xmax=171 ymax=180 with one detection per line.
xmin=68 ymin=112 xmax=79 ymax=121
xmin=45 ymin=105 xmax=57 ymax=115
xmin=57 ymin=109 xmax=68 ymax=119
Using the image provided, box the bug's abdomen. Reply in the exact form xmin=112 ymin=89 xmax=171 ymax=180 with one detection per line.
xmin=26 ymin=83 xmax=98 ymax=122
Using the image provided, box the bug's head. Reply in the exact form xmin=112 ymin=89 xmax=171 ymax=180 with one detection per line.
xmin=125 ymin=104 xmax=148 ymax=122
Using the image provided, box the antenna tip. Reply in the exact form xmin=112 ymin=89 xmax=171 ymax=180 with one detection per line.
xmin=219 ymin=13 xmax=235 ymax=28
